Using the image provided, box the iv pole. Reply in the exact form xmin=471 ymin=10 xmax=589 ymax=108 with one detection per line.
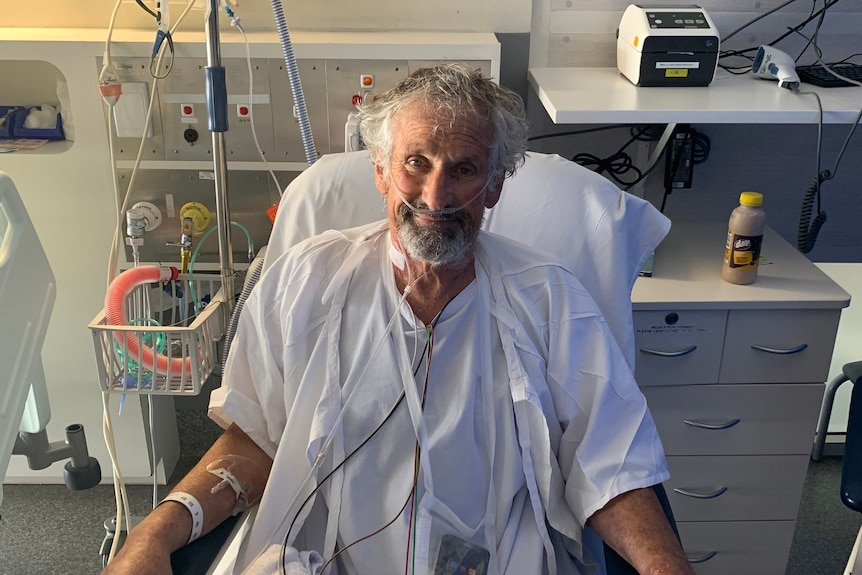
xmin=203 ymin=0 xmax=235 ymax=319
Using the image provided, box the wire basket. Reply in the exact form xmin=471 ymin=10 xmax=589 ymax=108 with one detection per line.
xmin=89 ymin=272 xmax=240 ymax=396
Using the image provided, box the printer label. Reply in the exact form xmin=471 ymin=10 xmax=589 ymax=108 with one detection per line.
xmin=657 ymin=62 xmax=700 ymax=69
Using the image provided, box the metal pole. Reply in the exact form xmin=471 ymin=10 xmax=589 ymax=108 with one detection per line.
xmin=204 ymin=0 xmax=235 ymax=318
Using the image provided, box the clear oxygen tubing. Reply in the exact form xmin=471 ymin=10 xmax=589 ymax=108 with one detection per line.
xmin=241 ymin=262 xmax=428 ymax=573
xmin=396 ymin=177 xmax=492 ymax=217
xmin=270 ymin=0 xmax=317 ymax=166
xmin=187 ymin=220 xmax=255 ymax=316
xmin=104 ymin=265 xmax=192 ymax=376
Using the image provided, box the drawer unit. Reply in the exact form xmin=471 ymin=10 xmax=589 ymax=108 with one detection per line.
xmin=677 ymin=520 xmax=797 ymax=575
xmin=633 ymin=310 xmax=727 ymax=386
xmin=642 ymin=384 xmax=823 ymax=455
xmin=664 ymin=455 xmax=809 ymax=522
xmin=629 ymin=224 xmax=849 ymax=575
xmin=719 ymin=308 xmax=841 ymax=383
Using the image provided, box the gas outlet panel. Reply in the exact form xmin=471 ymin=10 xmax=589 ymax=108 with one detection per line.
xmin=99 ymin=43 xmax=497 ymax=268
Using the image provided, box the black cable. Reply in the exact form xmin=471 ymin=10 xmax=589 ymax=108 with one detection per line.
xmin=721 ymin=0 xmax=801 ymax=44
xmin=149 ymin=31 xmax=175 ymax=79
xmin=135 ymin=0 xmax=159 ymax=19
xmin=527 ymin=124 xmax=644 ymax=142
xmin=790 ymin=28 xmax=862 ymax=252
xmin=623 ymin=145 xmax=669 ymax=192
xmin=280 ymin=384 xmax=412 ymax=571
xmin=658 ymin=129 xmax=689 ymax=213
xmin=573 ymin=150 xmax=643 ymax=187
xmin=835 ymin=52 xmax=862 ymax=64
xmin=798 ymin=175 xmax=828 ymax=253
xmin=793 ymin=0 xmax=824 ymax=62
xmin=691 ymin=130 xmax=711 ymax=164
xmin=279 ymin=295 xmax=455 ymax=572
xmin=767 ymin=0 xmax=843 ymax=51
xmin=718 ymin=0 xmax=844 ymax=72
xmin=571 ymin=125 xmax=664 ymax=188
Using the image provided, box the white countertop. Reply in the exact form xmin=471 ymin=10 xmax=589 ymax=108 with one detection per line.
xmin=529 ymin=67 xmax=862 ymax=125
xmin=632 ymin=222 xmax=851 ymax=310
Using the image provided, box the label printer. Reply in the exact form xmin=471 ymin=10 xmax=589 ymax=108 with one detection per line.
xmin=617 ymin=4 xmax=719 ymax=86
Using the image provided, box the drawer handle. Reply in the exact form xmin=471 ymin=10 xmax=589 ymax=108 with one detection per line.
xmin=673 ymin=486 xmax=728 ymax=499
xmin=750 ymin=343 xmax=808 ymax=355
xmin=686 ymin=551 xmax=717 ymax=564
xmin=683 ymin=418 xmax=740 ymax=430
xmin=639 ymin=345 xmax=697 ymax=357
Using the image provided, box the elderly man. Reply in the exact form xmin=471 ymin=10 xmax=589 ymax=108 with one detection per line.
xmin=102 ymin=63 xmax=692 ymax=575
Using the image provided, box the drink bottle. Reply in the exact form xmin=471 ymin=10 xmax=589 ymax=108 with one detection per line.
xmin=721 ymin=191 xmax=766 ymax=285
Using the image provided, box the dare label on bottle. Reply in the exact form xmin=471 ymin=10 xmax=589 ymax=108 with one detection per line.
xmin=725 ymin=232 xmax=763 ymax=269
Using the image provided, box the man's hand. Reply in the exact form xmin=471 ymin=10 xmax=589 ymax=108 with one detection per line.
xmin=587 ymin=486 xmax=695 ymax=575
xmin=101 ymin=519 xmax=177 ymax=575
xmin=100 ymin=423 xmax=272 ymax=574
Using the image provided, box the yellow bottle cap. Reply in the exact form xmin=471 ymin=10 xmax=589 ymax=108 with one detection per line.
xmin=739 ymin=191 xmax=763 ymax=207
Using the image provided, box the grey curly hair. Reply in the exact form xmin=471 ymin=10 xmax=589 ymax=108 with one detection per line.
xmin=358 ymin=63 xmax=529 ymax=186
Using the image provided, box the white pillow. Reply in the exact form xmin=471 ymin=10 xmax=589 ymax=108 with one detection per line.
xmin=266 ymin=151 xmax=670 ymax=368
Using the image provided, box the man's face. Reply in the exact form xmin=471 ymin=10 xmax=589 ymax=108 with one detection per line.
xmin=375 ymin=102 xmax=503 ymax=267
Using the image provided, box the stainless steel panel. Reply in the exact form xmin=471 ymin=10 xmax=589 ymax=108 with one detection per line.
xmin=97 ymin=57 xmax=165 ymax=162
xmin=158 ymin=56 xmax=277 ymax=162
xmin=223 ymin=58 xmax=275 ymax=162
xmin=115 ymin=168 xmax=296 ymax=266
xmin=269 ymin=59 xmax=329 ymax=160
xmin=324 ymin=59 xmax=410 ymax=154
xmin=159 ymin=58 xmax=212 ymax=162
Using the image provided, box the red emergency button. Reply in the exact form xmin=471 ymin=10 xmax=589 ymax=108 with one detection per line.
xmin=360 ymin=74 xmax=374 ymax=88
xmin=181 ymin=104 xmax=194 ymax=116
xmin=237 ymin=105 xmax=250 ymax=117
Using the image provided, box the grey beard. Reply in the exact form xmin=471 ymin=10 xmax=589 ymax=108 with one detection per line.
xmin=395 ymin=204 xmax=478 ymax=267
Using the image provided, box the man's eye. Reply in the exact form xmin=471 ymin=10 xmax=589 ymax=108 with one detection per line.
xmin=455 ymin=166 xmax=479 ymax=178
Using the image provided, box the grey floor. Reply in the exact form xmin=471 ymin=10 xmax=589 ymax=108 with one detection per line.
xmin=1 ymin=407 xmax=860 ymax=575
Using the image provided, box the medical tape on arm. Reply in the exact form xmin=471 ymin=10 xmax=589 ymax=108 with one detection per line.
xmin=206 ymin=455 xmax=259 ymax=516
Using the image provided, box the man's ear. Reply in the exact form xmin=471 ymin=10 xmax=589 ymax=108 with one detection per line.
xmin=484 ymin=178 xmax=505 ymax=209
xmin=374 ymin=161 xmax=389 ymax=197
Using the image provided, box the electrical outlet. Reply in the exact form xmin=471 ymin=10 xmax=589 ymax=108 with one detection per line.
xmin=664 ymin=125 xmax=694 ymax=190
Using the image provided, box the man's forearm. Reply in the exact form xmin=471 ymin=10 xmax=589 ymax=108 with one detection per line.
xmin=587 ymin=486 xmax=694 ymax=575
xmin=102 ymin=423 xmax=273 ymax=573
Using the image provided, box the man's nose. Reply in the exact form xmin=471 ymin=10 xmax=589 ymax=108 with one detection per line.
xmin=421 ymin=167 xmax=457 ymax=210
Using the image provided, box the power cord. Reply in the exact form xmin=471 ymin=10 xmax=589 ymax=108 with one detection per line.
xmin=569 ymin=125 xmax=665 ymax=189
xmin=718 ymin=1 xmax=858 ymax=253
xmin=658 ymin=127 xmax=712 ymax=213
xmin=789 ymin=29 xmax=862 ymax=253
xmin=717 ymin=0 xmax=844 ymax=73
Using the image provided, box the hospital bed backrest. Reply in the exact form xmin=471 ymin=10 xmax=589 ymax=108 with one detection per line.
xmin=266 ymin=150 xmax=670 ymax=367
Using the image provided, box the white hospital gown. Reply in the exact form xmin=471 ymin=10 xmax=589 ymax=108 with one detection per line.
xmin=210 ymin=220 xmax=668 ymax=574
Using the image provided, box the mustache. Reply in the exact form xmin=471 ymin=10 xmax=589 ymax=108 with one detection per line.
xmin=397 ymin=199 xmax=471 ymax=224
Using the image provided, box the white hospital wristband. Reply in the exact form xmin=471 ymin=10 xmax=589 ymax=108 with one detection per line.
xmin=160 ymin=492 xmax=203 ymax=544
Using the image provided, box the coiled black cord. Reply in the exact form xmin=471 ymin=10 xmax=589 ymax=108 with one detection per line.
xmin=798 ymin=173 xmax=829 ymax=254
